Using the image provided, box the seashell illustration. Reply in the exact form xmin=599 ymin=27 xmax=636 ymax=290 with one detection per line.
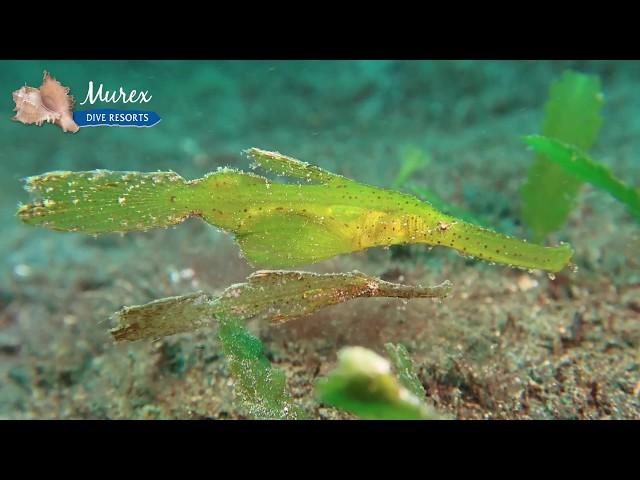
xmin=12 ymin=71 xmax=79 ymax=133
xmin=12 ymin=85 xmax=60 ymax=126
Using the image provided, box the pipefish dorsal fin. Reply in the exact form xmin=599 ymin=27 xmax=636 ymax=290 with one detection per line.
xmin=245 ymin=147 xmax=351 ymax=185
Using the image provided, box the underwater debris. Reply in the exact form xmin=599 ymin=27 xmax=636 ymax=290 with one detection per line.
xmin=18 ymin=147 xmax=573 ymax=272
xmin=523 ymin=135 xmax=640 ymax=220
xmin=217 ymin=315 xmax=303 ymax=419
xmin=12 ymin=71 xmax=79 ymax=133
xmin=521 ymin=70 xmax=604 ymax=242
xmin=110 ymin=270 xmax=452 ymax=342
xmin=316 ymin=346 xmax=442 ymax=420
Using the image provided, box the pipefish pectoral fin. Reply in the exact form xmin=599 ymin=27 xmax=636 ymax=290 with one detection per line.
xmin=235 ymin=213 xmax=355 ymax=268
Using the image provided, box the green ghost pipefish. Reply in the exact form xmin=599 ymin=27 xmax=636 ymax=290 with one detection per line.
xmin=17 ymin=147 xmax=573 ymax=272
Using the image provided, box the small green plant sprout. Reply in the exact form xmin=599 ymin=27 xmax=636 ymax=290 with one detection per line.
xmin=18 ymin=147 xmax=573 ymax=272
xmin=523 ymin=135 xmax=640 ymax=220
xmin=110 ymin=270 xmax=453 ymax=342
xmin=217 ymin=314 xmax=304 ymax=419
xmin=521 ymin=70 xmax=604 ymax=242
xmin=316 ymin=345 xmax=442 ymax=420
xmin=406 ymin=184 xmax=491 ymax=228
xmin=392 ymin=145 xmax=432 ymax=188
xmin=392 ymin=145 xmax=490 ymax=228
xmin=383 ymin=342 xmax=426 ymax=399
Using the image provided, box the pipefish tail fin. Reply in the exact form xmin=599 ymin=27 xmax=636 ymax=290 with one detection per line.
xmin=17 ymin=170 xmax=203 ymax=234
xmin=245 ymin=147 xmax=349 ymax=185
xmin=110 ymin=291 xmax=215 ymax=342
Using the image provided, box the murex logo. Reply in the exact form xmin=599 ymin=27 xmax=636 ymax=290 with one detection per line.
xmin=11 ymin=71 xmax=161 ymax=133
xmin=80 ymin=80 xmax=152 ymax=105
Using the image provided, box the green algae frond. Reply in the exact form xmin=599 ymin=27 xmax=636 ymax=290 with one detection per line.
xmin=523 ymin=135 xmax=640 ymax=219
xmin=18 ymin=147 xmax=572 ymax=272
xmin=384 ymin=342 xmax=427 ymax=399
xmin=316 ymin=346 xmax=442 ymax=420
xmin=110 ymin=270 xmax=452 ymax=342
xmin=521 ymin=70 xmax=604 ymax=242
xmin=217 ymin=315 xmax=303 ymax=419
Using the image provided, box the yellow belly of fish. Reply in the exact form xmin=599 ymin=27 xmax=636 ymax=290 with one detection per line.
xmin=351 ymin=211 xmax=427 ymax=250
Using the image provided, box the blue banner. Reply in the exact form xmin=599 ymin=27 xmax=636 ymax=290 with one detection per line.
xmin=74 ymin=109 xmax=161 ymax=128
